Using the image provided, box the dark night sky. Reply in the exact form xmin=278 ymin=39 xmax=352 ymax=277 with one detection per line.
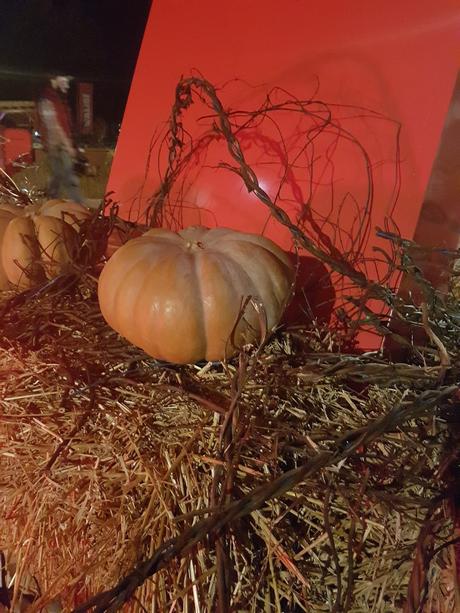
xmin=0 ymin=0 xmax=152 ymax=127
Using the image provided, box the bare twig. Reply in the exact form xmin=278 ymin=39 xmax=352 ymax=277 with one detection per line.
xmin=74 ymin=385 xmax=457 ymax=612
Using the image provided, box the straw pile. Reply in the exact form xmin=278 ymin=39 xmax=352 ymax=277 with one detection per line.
xmin=0 ymin=269 xmax=458 ymax=612
xmin=1 ymin=77 xmax=459 ymax=612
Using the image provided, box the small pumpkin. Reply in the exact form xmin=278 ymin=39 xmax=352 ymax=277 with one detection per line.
xmin=98 ymin=226 xmax=294 ymax=364
xmin=0 ymin=199 xmax=90 ymax=289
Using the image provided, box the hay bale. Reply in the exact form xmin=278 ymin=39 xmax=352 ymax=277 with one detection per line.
xmin=0 ymin=277 xmax=457 ymax=612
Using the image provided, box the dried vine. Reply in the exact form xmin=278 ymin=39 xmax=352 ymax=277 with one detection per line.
xmin=145 ymin=77 xmax=402 ymax=312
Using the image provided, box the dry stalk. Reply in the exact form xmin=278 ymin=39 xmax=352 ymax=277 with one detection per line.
xmin=74 ymin=385 xmax=457 ymax=612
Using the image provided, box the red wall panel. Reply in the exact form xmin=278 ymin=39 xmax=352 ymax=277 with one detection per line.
xmin=107 ymin=0 xmax=459 ymax=343
xmin=109 ymin=1 xmax=458 ymax=231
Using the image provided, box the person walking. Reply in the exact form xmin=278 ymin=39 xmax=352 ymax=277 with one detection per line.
xmin=37 ymin=73 xmax=84 ymax=203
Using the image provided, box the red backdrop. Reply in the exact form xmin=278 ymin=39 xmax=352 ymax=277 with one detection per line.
xmin=107 ymin=0 xmax=459 ymax=344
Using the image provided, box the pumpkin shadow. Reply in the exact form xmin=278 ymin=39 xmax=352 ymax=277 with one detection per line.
xmin=283 ymin=254 xmax=335 ymax=326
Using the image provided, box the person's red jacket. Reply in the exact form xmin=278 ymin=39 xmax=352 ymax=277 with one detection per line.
xmin=37 ymin=86 xmax=74 ymax=152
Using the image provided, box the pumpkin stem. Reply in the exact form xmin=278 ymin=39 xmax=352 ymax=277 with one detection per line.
xmin=186 ymin=241 xmax=205 ymax=250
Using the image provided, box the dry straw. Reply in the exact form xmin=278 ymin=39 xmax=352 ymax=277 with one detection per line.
xmin=0 ymin=77 xmax=459 ymax=612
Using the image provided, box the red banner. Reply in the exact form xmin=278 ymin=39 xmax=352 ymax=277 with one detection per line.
xmin=77 ymin=82 xmax=93 ymax=135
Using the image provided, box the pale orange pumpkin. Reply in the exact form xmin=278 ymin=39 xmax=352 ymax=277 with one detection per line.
xmin=0 ymin=199 xmax=90 ymax=289
xmin=98 ymin=226 xmax=294 ymax=364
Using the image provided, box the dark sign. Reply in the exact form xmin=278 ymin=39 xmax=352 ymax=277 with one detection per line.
xmin=77 ymin=82 xmax=93 ymax=135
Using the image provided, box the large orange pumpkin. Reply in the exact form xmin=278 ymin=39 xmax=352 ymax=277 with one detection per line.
xmin=0 ymin=199 xmax=90 ymax=289
xmin=98 ymin=226 xmax=294 ymax=364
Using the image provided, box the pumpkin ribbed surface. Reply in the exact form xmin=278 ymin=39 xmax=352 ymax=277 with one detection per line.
xmin=0 ymin=199 xmax=89 ymax=289
xmin=98 ymin=226 xmax=294 ymax=364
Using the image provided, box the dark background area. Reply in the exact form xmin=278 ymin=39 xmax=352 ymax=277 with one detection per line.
xmin=0 ymin=0 xmax=152 ymax=135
